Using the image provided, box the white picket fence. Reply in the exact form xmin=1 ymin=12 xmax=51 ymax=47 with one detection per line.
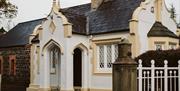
xmin=137 ymin=60 xmax=180 ymax=91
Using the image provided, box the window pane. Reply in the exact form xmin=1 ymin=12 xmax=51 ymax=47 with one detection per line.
xmin=99 ymin=45 xmax=104 ymax=68
xmin=52 ymin=48 xmax=56 ymax=68
xmin=107 ymin=45 xmax=112 ymax=68
xmin=169 ymin=44 xmax=176 ymax=50
xmin=11 ymin=60 xmax=15 ymax=75
xmin=50 ymin=46 xmax=60 ymax=73
xmin=114 ymin=44 xmax=118 ymax=61
xmin=156 ymin=44 xmax=162 ymax=50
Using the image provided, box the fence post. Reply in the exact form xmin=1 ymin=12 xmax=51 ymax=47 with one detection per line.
xmin=164 ymin=60 xmax=168 ymax=91
xmin=151 ymin=60 xmax=155 ymax=91
xmin=113 ymin=39 xmax=137 ymax=91
xmin=178 ymin=60 xmax=180 ymax=91
xmin=138 ymin=60 xmax=142 ymax=91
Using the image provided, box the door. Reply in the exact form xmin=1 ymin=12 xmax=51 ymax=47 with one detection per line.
xmin=49 ymin=45 xmax=61 ymax=91
xmin=73 ymin=48 xmax=82 ymax=91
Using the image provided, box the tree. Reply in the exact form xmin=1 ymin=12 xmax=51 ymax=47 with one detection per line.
xmin=0 ymin=0 xmax=18 ymax=19
xmin=170 ymin=4 xmax=176 ymax=19
xmin=0 ymin=0 xmax=17 ymax=31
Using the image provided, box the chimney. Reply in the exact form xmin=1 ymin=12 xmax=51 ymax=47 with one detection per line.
xmin=155 ymin=0 xmax=163 ymax=22
xmin=91 ymin=0 xmax=103 ymax=10
xmin=91 ymin=0 xmax=113 ymax=10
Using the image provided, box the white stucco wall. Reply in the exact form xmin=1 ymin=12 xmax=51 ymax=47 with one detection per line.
xmin=89 ymin=32 xmax=129 ymax=90
xmin=137 ymin=0 xmax=177 ymax=54
xmin=31 ymin=0 xmax=178 ymax=90
xmin=35 ymin=14 xmax=129 ymax=90
xmin=161 ymin=0 xmax=177 ymax=33
xmin=37 ymin=11 xmax=91 ymax=90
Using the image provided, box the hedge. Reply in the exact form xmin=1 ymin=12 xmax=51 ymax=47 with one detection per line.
xmin=135 ymin=48 xmax=180 ymax=67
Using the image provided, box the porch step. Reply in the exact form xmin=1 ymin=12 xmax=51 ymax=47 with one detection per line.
xmin=51 ymin=87 xmax=59 ymax=91
xmin=74 ymin=89 xmax=81 ymax=91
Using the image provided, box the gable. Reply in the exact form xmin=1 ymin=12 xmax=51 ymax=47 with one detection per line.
xmin=147 ymin=22 xmax=178 ymax=38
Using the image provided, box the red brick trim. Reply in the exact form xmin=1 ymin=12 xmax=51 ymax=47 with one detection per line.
xmin=9 ymin=55 xmax=16 ymax=75
xmin=0 ymin=56 xmax=3 ymax=74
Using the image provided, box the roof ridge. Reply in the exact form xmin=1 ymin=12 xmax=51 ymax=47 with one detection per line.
xmin=18 ymin=18 xmax=45 ymax=24
xmin=62 ymin=3 xmax=91 ymax=10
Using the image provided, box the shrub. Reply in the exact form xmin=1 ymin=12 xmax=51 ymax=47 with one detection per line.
xmin=135 ymin=48 xmax=180 ymax=67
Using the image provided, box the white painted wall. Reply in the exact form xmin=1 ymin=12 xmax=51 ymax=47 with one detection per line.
xmin=161 ymin=0 xmax=177 ymax=33
xmin=137 ymin=0 xmax=177 ymax=54
xmin=35 ymin=11 xmax=130 ymax=90
xmin=39 ymin=11 xmax=68 ymax=89
xmin=37 ymin=10 xmax=91 ymax=90
xmin=89 ymin=32 xmax=129 ymax=90
xmin=31 ymin=0 xmax=178 ymax=90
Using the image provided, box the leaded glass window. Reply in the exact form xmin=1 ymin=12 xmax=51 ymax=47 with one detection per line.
xmin=107 ymin=45 xmax=112 ymax=68
xmin=99 ymin=45 xmax=104 ymax=68
xmin=50 ymin=46 xmax=60 ymax=74
xmin=97 ymin=44 xmax=118 ymax=70
xmin=114 ymin=44 xmax=118 ymax=60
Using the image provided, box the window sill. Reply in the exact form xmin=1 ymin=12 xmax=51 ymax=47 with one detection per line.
xmin=93 ymin=69 xmax=113 ymax=75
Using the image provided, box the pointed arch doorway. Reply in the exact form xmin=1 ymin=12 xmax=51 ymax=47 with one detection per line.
xmin=73 ymin=48 xmax=82 ymax=91
xmin=48 ymin=44 xmax=61 ymax=91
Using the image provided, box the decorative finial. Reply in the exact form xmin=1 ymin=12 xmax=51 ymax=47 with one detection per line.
xmin=57 ymin=0 xmax=60 ymax=7
xmin=53 ymin=0 xmax=56 ymax=6
xmin=52 ymin=0 xmax=60 ymax=8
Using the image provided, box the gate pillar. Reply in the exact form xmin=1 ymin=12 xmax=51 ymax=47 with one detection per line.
xmin=113 ymin=39 xmax=137 ymax=91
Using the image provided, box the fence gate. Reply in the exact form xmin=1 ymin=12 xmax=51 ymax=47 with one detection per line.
xmin=137 ymin=60 xmax=180 ymax=91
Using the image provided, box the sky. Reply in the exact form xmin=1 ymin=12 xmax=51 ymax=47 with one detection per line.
xmin=0 ymin=0 xmax=179 ymax=30
xmin=10 ymin=0 xmax=91 ymax=23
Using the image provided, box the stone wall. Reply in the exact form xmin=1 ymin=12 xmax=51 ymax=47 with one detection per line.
xmin=0 ymin=45 xmax=30 ymax=91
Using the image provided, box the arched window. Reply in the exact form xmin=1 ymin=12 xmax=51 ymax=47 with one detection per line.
xmin=9 ymin=55 xmax=16 ymax=75
xmin=0 ymin=56 xmax=3 ymax=74
xmin=10 ymin=59 xmax=15 ymax=75
xmin=49 ymin=45 xmax=60 ymax=74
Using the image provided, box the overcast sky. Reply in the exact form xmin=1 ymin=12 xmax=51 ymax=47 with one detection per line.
xmin=1 ymin=0 xmax=179 ymax=30
xmin=10 ymin=0 xmax=91 ymax=23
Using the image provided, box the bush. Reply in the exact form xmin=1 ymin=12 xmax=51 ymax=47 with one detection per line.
xmin=135 ymin=48 xmax=180 ymax=67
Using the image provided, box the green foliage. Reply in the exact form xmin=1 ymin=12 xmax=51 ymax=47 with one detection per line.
xmin=135 ymin=49 xmax=180 ymax=67
xmin=0 ymin=0 xmax=18 ymax=19
xmin=170 ymin=4 xmax=176 ymax=19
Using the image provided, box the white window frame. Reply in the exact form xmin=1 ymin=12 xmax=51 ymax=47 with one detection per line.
xmin=169 ymin=43 xmax=177 ymax=50
xmin=95 ymin=43 xmax=119 ymax=73
xmin=154 ymin=42 xmax=165 ymax=50
xmin=49 ymin=46 xmax=60 ymax=74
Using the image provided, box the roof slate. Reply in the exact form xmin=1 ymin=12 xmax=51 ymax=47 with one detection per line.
xmin=147 ymin=22 xmax=178 ymax=38
xmin=88 ymin=0 xmax=142 ymax=34
xmin=61 ymin=3 xmax=91 ymax=34
xmin=0 ymin=18 xmax=44 ymax=48
xmin=61 ymin=0 xmax=142 ymax=35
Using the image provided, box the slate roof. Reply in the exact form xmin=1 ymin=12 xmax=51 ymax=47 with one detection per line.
xmin=88 ymin=0 xmax=142 ymax=34
xmin=60 ymin=0 xmax=142 ymax=35
xmin=147 ymin=22 xmax=178 ymax=38
xmin=0 ymin=18 xmax=44 ymax=48
xmin=61 ymin=3 xmax=91 ymax=34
